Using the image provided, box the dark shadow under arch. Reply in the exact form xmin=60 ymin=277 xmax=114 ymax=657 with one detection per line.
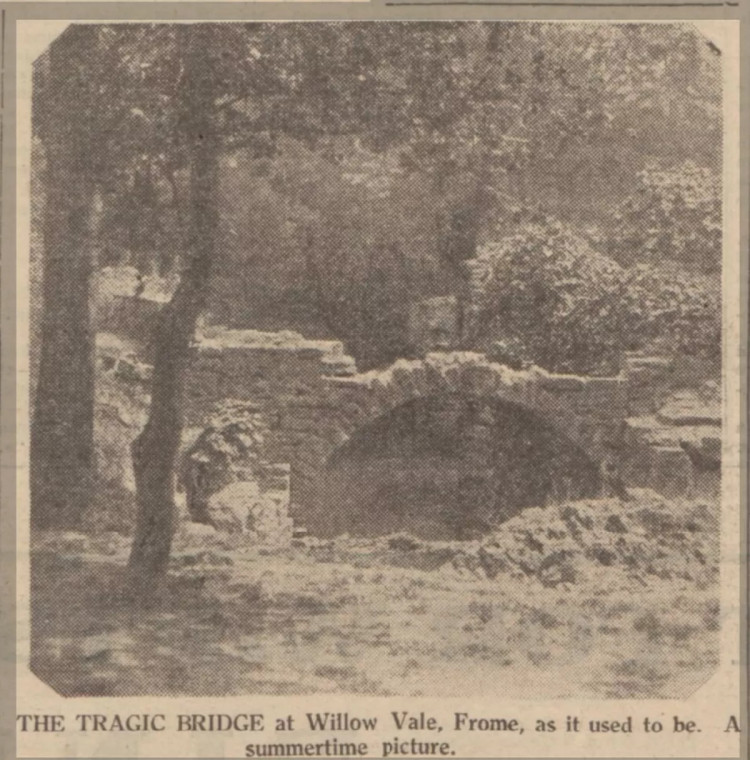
xmin=300 ymin=393 xmax=602 ymax=539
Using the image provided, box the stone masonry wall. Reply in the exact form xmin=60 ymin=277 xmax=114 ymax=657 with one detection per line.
xmin=95 ymin=298 xmax=720 ymax=530
xmin=180 ymin=330 xmax=632 ymax=523
xmin=622 ymin=353 xmax=721 ymax=499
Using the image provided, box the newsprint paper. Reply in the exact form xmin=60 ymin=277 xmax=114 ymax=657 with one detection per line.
xmin=2 ymin=2 xmax=747 ymax=759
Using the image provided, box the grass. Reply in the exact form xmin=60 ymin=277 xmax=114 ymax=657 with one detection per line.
xmin=29 ymin=514 xmax=719 ymax=699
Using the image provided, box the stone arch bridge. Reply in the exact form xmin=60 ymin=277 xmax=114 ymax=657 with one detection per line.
xmin=179 ymin=330 xmax=634 ymax=528
xmin=98 ymin=295 xmax=720 ymax=535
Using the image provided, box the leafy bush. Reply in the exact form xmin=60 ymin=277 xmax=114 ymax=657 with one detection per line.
xmin=619 ymin=264 xmax=720 ymax=359
xmin=469 ymin=218 xmax=720 ymax=374
xmin=607 ymin=162 xmax=721 ymax=274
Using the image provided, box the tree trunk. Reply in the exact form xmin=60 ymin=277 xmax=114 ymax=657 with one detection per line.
xmin=30 ymin=28 xmax=100 ymax=529
xmin=438 ymin=170 xmax=494 ymax=349
xmin=127 ymin=25 xmax=219 ymax=585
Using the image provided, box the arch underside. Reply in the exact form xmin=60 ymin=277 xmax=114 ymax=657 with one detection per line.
xmin=302 ymin=394 xmax=602 ymax=539
xmin=282 ymin=356 xmax=621 ymax=538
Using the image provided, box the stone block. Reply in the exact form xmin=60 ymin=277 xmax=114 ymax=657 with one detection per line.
xmin=321 ymin=426 xmax=350 ymax=448
xmin=370 ymin=373 xmax=409 ymax=410
xmin=624 ymin=416 xmax=681 ymax=448
xmin=624 ymin=356 xmax=673 ymax=401
xmin=624 ymin=355 xmax=672 ymax=374
xmin=321 ymin=355 xmax=358 ymax=377
xmin=485 ymin=341 xmax=526 ymax=369
xmin=420 ymin=360 xmax=451 ymax=394
xmin=579 ymin=377 xmax=627 ymax=416
xmin=256 ymin=462 xmax=291 ymax=492
xmin=291 ymin=346 xmax=328 ymax=360
xmin=199 ymin=474 xmax=292 ymax=545
xmin=460 ymin=363 xmax=501 ymax=397
xmin=294 ymin=435 xmax=337 ymax=464
xmin=594 ymin=419 xmax=627 ymax=449
xmin=389 ymin=362 xmax=422 ymax=397
xmin=647 ymin=445 xmax=694 ymax=498
xmin=534 ymin=388 xmax=570 ymax=419
xmin=279 ymin=407 xmax=327 ymax=433
xmin=537 ymin=373 xmax=587 ymax=392
xmin=441 ymin=361 xmax=469 ymax=392
xmin=657 ymin=395 xmax=721 ymax=427
xmin=204 ymin=481 xmax=261 ymax=533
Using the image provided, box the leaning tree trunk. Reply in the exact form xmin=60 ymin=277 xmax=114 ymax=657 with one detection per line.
xmin=30 ymin=27 xmax=100 ymax=530
xmin=127 ymin=25 xmax=219 ymax=585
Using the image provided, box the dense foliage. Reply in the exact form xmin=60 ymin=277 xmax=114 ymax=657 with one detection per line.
xmin=605 ymin=162 xmax=722 ymax=274
xmin=469 ymin=218 xmax=720 ymax=375
xmin=87 ymin=22 xmax=722 ymax=320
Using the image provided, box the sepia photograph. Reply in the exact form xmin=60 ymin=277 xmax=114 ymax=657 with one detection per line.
xmin=26 ymin=20 xmax=727 ymax=705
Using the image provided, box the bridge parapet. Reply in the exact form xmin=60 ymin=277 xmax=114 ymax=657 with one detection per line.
xmin=98 ymin=323 xmax=714 ymax=511
xmin=178 ymin=336 xmax=630 ymax=463
xmin=320 ymin=353 xmax=626 ymax=464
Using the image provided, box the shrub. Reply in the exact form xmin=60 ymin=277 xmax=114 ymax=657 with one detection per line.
xmin=468 ymin=218 xmax=720 ymax=374
xmin=607 ymin=162 xmax=721 ymax=275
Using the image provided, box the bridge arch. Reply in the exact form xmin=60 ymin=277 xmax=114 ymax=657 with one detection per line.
xmin=311 ymin=392 xmax=604 ymax=538
xmin=302 ymin=353 xmax=623 ymax=461
xmin=278 ymin=353 xmax=627 ymax=531
xmin=181 ymin=341 xmax=628 ymax=535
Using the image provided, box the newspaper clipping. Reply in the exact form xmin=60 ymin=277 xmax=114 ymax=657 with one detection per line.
xmin=6 ymin=3 xmax=745 ymax=758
